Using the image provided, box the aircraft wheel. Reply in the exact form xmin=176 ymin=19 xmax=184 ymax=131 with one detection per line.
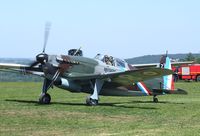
xmin=153 ymin=97 xmax=158 ymax=103
xmin=86 ymin=97 xmax=98 ymax=106
xmin=39 ymin=93 xmax=51 ymax=104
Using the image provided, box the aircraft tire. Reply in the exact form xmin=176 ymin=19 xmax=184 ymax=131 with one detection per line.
xmin=153 ymin=97 xmax=158 ymax=103
xmin=86 ymin=97 xmax=98 ymax=106
xmin=39 ymin=93 xmax=51 ymax=104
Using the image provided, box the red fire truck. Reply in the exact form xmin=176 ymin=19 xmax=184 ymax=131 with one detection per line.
xmin=173 ymin=64 xmax=200 ymax=81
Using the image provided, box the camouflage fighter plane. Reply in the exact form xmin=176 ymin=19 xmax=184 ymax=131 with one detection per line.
xmin=0 ymin=24 xmax=174 ymax=106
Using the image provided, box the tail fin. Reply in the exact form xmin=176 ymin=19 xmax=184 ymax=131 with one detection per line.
xmin=161 ymin=55 xmax=174 ymax=90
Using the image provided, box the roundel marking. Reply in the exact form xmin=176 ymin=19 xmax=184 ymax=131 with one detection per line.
xmin=142 ymin=71 xmax=158 ymax=76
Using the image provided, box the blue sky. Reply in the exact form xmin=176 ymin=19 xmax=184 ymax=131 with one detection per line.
xmin=0 ymin=0 xmax=199 ymax=59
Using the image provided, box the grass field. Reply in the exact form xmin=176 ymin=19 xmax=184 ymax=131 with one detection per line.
xmin=0 ymin=82 xmax=200 ymax=136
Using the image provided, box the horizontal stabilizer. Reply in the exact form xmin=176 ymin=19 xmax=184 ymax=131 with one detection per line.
xmin=170 ymin=88 xmax=188 ymax=95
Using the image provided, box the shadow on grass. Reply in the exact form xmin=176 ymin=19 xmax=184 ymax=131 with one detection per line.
xmin=131 ymin=100 xmax=185 ymax=105
xmin=98 ymin=102 xmax=157 ymax=109
xmin=5 ymin=99 xmax=158 ymax=109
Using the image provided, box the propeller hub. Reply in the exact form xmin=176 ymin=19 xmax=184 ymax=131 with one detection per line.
xmin=36 ymin=53 xmax=48 ymax=64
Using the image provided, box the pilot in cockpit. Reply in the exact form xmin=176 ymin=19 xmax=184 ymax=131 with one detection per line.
xmin=95 ymin=54 xmax=114 ymax=66
xmin=109 ymin=56 xmax=114 ymax=66
xmin=104 ymin=55 xmax=114 ymax=66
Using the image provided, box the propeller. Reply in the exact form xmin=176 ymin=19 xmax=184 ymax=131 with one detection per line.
xmin=43 ymin=22 xmax=51 ymax=53
xmin=30 ymin=22 xmax=78 ymax=92
xmin=30 ymin=22 xmax=51 ymax=68
xmin=29 ymin=22 xmax=61 ymax=92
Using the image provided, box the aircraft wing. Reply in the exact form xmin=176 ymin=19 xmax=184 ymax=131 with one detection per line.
xmin=132 ymin=61 xmax=194 ymax=69
xmin=171 ymin=61 xmax=194 ymax=66
xmin=132 ymin=63 xmax=160 ymax=68
xmin=0 ymin=63 xmax=44 ymax=77
xmin=68 ymin=68 xmax=173 ymax=86
xmin=0 ymin=63 xmax=30 ymax=69
xmin=108 ymin=68 xmax=173 ymax=86
xmin=0 ymin=63 xmax=173 ymax=86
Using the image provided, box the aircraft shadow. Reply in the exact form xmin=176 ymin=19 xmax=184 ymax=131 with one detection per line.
xmin=98 ymin=102 xmax=157 ymax=109
xmin=5 ymin=99 xmax=158 ymax=110
xmin=131 ymin=100 xmax=185 ymax=105
xmin=5 ymin=99 xmax=40 ymax=104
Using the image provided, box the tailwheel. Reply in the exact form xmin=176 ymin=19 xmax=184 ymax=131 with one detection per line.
xmin=153 ymin=97 xmax=158 ymax=103
xmin=86 ymin=96 xmax=98 ymax=106
xmin=39 ymin=93 xmax=51 ymax=104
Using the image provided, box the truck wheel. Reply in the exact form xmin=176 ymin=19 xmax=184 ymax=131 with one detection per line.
xmin=196 ymin=75 xmax=200 ymax=82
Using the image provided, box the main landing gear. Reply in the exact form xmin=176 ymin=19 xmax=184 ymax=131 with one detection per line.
xmin=39 ymin=93 xmax=51 ymax=104
xmin=38 ymin=79 xmax=52 ymax=105
xmin=153 ymin=95 xmax=158 ymax=103
xmin=86 ymin=96 xmax=98 ymax=106
xmin=86 ymin=79 xmax=104 ymax=106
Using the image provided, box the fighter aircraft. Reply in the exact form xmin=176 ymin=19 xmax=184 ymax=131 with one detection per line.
xmin=0 ymin=24 xmax=173 ymax=106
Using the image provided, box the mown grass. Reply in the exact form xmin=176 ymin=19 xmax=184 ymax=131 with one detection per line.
xmin=0 ymin=82 xmax=200 ymax=136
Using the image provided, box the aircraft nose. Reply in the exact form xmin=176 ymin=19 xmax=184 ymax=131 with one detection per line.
xmin=36 ymin=53 xmax=48 ymax=64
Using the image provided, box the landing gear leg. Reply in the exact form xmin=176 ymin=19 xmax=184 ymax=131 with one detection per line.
xmin=39 ymin=79 xmax=52 ymax=104
xmin=86 ymin=79 xmax=104 ymax=106
xmin=153 ymin=95 xmax=158 ymax=103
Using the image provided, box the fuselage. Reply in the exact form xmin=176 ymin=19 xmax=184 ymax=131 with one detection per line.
xmin=46 ymin=54 xmax=139 ymax=95
xmin=45 ymin=54 xmax=172 ymax=97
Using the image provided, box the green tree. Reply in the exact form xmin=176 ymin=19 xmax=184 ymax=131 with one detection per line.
xmin=185 ymin=52 xmax=195 ymax=61
xmin=195 ymin=57 xmax=200 ymax=64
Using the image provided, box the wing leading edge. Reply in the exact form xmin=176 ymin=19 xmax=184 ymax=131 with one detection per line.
xmin=0 ymin=63 xmax=44 ymax=77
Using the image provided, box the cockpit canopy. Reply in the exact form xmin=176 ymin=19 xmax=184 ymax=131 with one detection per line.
xmin=95 ymin=54 xmax=127 ymax=68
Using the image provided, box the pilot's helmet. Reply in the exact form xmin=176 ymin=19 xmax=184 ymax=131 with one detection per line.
xmin=104 ymin=55 xmax=109 ymax=61
xmin=109 ymin=56 xmax=113 ymax=61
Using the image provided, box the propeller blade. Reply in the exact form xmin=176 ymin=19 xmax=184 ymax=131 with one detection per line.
xmin=43 ymin=22 xmax=51 ymax=53
xmin=30 ymin=23 xmax=51 ymax=68
xmin=73 ymin=46 xmax=82 ymax=56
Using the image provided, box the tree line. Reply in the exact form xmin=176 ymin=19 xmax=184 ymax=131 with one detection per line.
xmin=185 ymin=52 xmax=200 ymax=63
